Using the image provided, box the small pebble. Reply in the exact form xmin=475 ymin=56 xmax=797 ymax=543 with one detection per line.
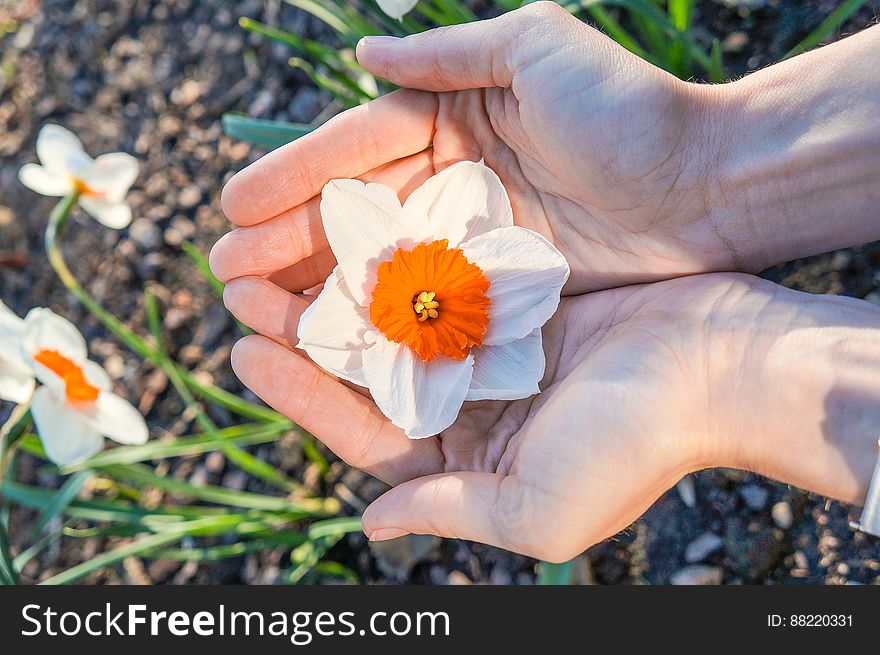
xmin=739 ymin=484 xmax=769 ymax=510
xmin=670 ymin=565 xmax=723 ymax=585
xmin=771 ymin=501 xmax=794 ymax=529
xmin=685 ymin=532 xmax=724 ymax=563
xmin=676 ymin=476 xmax=696 ymax=508
xmin=129 ymin=218 xmax=163 ymax=251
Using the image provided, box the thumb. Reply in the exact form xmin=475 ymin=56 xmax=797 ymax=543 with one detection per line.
xmin=362 ymin=471 xmax=528 ymax=553
xmin=356 ymin=2 xmax=573 ymax=92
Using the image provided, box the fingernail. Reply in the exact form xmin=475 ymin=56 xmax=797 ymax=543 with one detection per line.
xmin=368 ymin=527 xmax=410 ymax=542
xmin=357 ymin=35 xmax=401 ymax=49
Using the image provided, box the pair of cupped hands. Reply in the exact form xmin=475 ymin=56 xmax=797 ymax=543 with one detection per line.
xmin=210 ymin=4 xmax=880 ymax=560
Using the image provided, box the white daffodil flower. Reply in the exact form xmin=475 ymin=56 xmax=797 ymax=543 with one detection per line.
xmin=297 ymin=160 xmax=570 ymax=438
xmin=19 ymin=308 xmax=148 ymax=466
xmin=18 ymin=124 xmax=139 ymax=229
xmin=0 ymin=301 xmax=36 ymax=404
xmin=377 ymin=0 xmax=418 ymax=20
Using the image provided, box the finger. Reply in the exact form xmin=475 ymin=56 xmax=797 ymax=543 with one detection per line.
xmin=362 ymin=472 xmax=533 ymax=555
xmin=210 ymin=150 xmax=435 ymax=284
xmin=230 ymin=334 xmax=443 ymax=485
xmin=220 ymin=89 xmax=437 ymax=226
xmin=355 ymin=2 xmax=572 ymax=92
xmin=223 ymin=276 xmax=307 ymax=349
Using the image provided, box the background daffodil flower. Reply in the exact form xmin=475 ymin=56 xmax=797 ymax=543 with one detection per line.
xmin=19 ymin=308 xmax=149 ymax=466
xmin=0 ymin=301 xmax=36 ymax=405
xmin=18 ymin=124 xmax=139 ymax=229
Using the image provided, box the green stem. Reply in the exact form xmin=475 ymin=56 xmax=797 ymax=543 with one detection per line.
xmin=44 ymin=195 xmax=281 ymax=423
xmin=0 ymin=400 xmax=32 ymax=485
xmin=143 ymin=289 xmax=302 ymax=493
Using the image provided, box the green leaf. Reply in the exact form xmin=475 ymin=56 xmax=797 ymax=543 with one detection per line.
xmin=31 ymin=470 xmax=94 ymax=537
xmin=313 ymin=560 xmax=359 ymax=582
xmin=307 ymin=516 xmax=362 ymax=540
xmin=39 ymin=531 xmax=184 ymax=585
xmin=221 ymin=113 xmax=314 ymax=149
xmin=708 ymin=38 xmax=725 ymax=84
xmin=0 ymin=515 xmax=17 ymax=585
xmin=97 ymin=463 xmax=339 ymax=516
xmin=782 ymin=0 xmax=868 ymax=60
xmin=59 ymin=422 xmax=292 ymax=471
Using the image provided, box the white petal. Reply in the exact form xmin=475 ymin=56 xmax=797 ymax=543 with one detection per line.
xmin=21 ymin=308 xmax=89 ymax=395
xmin=466 ymin=329 xmax=544 ymax=401
xmin=320 ymin=178 xmax=429 ymax=306
xmin=18 ymin=163 xmax=74 ymax=197
xmin=462 ymin=226 xmax=569 ymax=345
xmin=0 ymin=358 xmax=36 ymax=404
xmin=31 ymin=387 xmax=104 ymax=466
xmin=363 ymin=335 xmax=473 ymax=438
xmin=79 ymin=196 xmax=133 ymax=229
xmin=36 ymin=124 xmax=93 ymax=178
xmin=376 ymin=0 xmax=418 ymax=20
xmin=84 ymin=391 xmax=149 ymax=445
xmin=0 ymin=301 xmax=35 ymax=402
xmin=83 ymin=152 xmax=139 ymax=202
xmin=404 ymin=160 xmax=513 ymax=247
xmin=297 ymin=267 xmax=371 ymax=386
xmin=83 ymin=360 xmax=112 ymax=391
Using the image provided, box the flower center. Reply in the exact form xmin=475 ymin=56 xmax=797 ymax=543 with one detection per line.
xmin=412 ymin=291 xmax=439 ymax=322
xmin=33 ymin=349 xmax=100 ymax=403
xmin=71 ymin=177 xmax=102 ymax=198
xmin=370 ymin=240 xmax=490 ymax=362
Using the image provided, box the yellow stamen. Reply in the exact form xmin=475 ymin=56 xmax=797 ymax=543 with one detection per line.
xmin=413 ymin=290 xmax=440 ymax=321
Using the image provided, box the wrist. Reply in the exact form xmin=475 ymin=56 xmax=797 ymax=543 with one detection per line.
xmin=685 ymin=26 xmax=880 ymax=272
xmin=710 ymin=281 xmax=880 ymax=505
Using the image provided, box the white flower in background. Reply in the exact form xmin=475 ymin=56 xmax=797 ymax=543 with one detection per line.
xmin=19 ymin=308 xmax=148 ymax=466
xmin=377 ymin=0 xmax=418 ymax=21
xmin=297 ymin=160 xmax=569 ymax=438
xmin=18 ymin=124 xmax=139 ymax=229
xmin=0 ymin=301 xmax=36 ymax=404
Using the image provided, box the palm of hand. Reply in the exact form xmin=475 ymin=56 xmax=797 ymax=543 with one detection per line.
xmin=397 ymin=273 xmax=748 ymax=558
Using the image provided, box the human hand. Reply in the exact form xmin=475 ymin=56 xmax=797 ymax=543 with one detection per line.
xmin=223 ymin=271 xmax=880 ymax=560
xmin=211 ymin=2 xmax=724 ymax=295
xmin=211 ymin=4 xmax=880 ymax=296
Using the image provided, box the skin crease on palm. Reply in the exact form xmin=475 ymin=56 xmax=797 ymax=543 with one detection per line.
xmin=210 ymin=4 xmax=880 ymax=560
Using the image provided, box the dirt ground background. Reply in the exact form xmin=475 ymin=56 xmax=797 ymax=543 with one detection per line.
xmin=1 ymin=0 xmax=879 ymax=584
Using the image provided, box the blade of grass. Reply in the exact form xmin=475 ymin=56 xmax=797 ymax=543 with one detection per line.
xmin=284 ymin=0 xmax=363 ymax=44
xmin=148 ymin=538 xmax=296 ymax=561
xmin=39 ymin=531 xmax=184 ymax=585
xmin=708 ymin=37 xmax=725 ymax=83
xmin=536 ymin=559 xmax=576 ymax=584
xmin=97 ymin=463 xmax=339 ymax=515
xmin=13 ymin=521 xmax=68 ymax=574
xmin=180 ymin=240 xmax=252 ymax=335
xmin=221 ymin=113 xmax=314 ymax=149
xmin=289 ymin=57 xmax=368 ymax=107
xmin=144 ymin=289 xmax=302 ymax=493
xmin=30 ymin=470 xmax=94 ymax=537
xmin=667 ymin=0 xmax=693 ymax=78
xmin=0 ymin=516 xmax=17 ymax=585
xmin=58 ymin=422 xmax=293 ymax=471
xmin=782 ymin=0 xmax=868 ymax=60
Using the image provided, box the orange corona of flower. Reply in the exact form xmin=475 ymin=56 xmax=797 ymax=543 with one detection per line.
xmin=34 ymin=349 xmax=100 ymax=403
xmin=370 ymin=240 xmax=491 ymax=362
